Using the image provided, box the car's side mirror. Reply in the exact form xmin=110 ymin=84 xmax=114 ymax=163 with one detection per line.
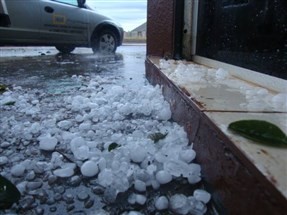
xmin=77 ymin=0 xmax=86 ymax=8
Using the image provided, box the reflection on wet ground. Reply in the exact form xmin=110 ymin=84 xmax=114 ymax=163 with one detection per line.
xmin=0 ymin=46 xmax=146 ymax=93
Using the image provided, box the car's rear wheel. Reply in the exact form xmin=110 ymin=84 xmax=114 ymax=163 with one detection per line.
xmin=55 ymin=45 xmax=75 ymax=54
xmin=92 ymin=29 xmax=117 ymax=54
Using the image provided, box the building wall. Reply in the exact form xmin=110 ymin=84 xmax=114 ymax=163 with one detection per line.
xmin=146 ymin=0 xmax=175 ymax=57
xmin=125 ymin=31 xmax=146 ymax=39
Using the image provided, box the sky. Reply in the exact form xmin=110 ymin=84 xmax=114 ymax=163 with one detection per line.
xmin=86 ymin=0 xmax=147 ymax=32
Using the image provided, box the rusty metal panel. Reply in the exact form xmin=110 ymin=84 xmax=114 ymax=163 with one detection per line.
xmin=147 ymin=0 xmax=175 ymax=57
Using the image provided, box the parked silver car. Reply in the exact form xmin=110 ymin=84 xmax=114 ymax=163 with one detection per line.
xmin=0 ymin=0 xmax=124 ymax=53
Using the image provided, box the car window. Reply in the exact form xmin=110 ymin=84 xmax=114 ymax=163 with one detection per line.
xmin=53 ymin=0 xmax=79 ymax=7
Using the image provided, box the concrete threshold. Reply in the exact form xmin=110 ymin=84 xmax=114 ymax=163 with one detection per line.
xmin=145 ymin=56 xmax=287 ymax=215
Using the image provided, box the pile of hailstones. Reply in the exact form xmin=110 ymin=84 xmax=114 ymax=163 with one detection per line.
xmin=0 ymin=80 xmax=211 ymax=214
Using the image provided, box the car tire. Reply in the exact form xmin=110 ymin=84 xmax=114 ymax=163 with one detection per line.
xmin=55 ymin=45 xmax=75 ymax=54
xmin=92 ymin=29 xmax=117 ymax=54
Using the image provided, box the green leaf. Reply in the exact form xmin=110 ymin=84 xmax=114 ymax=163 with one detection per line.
xmin=0 ymin=84 xmax=7 ymax=93
xmin=4 ymin=101 xmax=15 ymax=106
xmin=0 ymin=175 xmax=21 ymax=209
xmin=148 ymin=132 xmax=168 ymax=143
xmin=228 ymin=120 xmax=287 ymax=147
xmin=108 ymin=142 xmax=120 ymax=152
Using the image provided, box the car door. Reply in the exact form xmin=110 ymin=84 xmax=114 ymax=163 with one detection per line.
xmin=0 ymin=0 xmax=41 ymax=44
xmin=39 ymin=0 xmax=89 ymax=45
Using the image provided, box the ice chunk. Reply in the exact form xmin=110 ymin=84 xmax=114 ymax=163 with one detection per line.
xmin=126 ymin=212 xmax=144 ymax=215
xmin=128 ymin=193 xmax=136 ymax=205
xmin=0 ymin=156 xmax=8 ymax=166
xmin=11 ymin=164 xmax=26 ymax=177
xmin=134 ymin=179 xmax=146 ymax=192
xmin=113 ymin=174 xmax=130 ymax=192
xmin=81 ymin=160 xmax=99 ymax=177
xmin=111 ymin=160 xmax=121 ymax=171
xmin=256 ymin=88 xmax=268 ymax=96
xmin=51 ymin=152 xmax=64 ymax=168
xmin=133 ymin=169 xmax=151 ymax=182
xmin=271 ymin=93 xmax=287 ymax=109
xmin=189 ymin=196 xmax=207 ymax=215
xmin=98 ymin=169 xmax=113 ymax=187
xmin=30 ymin=122 xmax=41 ymax=134
xmin=108 ymin=85 xmax=125 ymax=98
xmin=26 ymin=171 xmax=36 ymax=181
xmin=151 ymin=179 xmax=160 ymax=190
xmin=70 ymin=136 xmax=86 ymax=153
xmin=170 ymin=194 xmax=191 ymax=215
xmin=154 ymin=105 xmax=171 ymax=120
xmin=159 ymin=59 xmax=170 ymax=69
xmin=155 ymin=196 xmax=169 ymax=210
xmin=193 ymin=189 xmax=211 ymax=204
xmin=53 ymin=163 xmax=76 ymax=178
xmin=215 ymin=68 xmax=229 ymax=80
xmin=74 ymin=145 xmax=90 ymax=161
xmin=38 ymin=134 xmax=58 ymax=151
xmin=57 ymin=120 xmax=73 ymax=130
xmin=146 ymin=164 xmax=157 ymax=175
xmin=98 ymin=158 xmax=107 ymax=171
xmin=33 ymin=161 xmax=52 ymax=174
xmin=164 ymin=160 xmax=190 ymax=177
xmin=94 ymin=210 xmax=110 ymax=215
xmin=135 ymin=194 xmax=146 ymax=205
xmin=179 ymin=149 xmax=196 ymax=163
xmin=155 ymin=170 xmax=172 ymax=184
xmin=130 ymin=146 xmax=147 ymax=163
xmin=16 ymin=181 xmax=27 ymax=194
xmin=41 ymin=118 xmax=56 ymax=129
xmin=1 ymin=141 xmax=11 ymax=148
xmin=79 ymin=121 xmax=92 ymax=131
xmin=155 ymin=152 xmax=167 ymax=163
xmin=61 ymin=131 xmax=77 ymax=142
xmin=26 ymin=181 xmax=43 ymax=191
xmin=104 ymin=186 xmax=118 ymax=203
xmin=187 ymin=174 xmax=201 ymax=184
xmin=71 ymin=95 xmax=91 ymax=111
xmin=75 ymin=114 xmax=84 ymax=122
xmin=86 ymin=130 xmax=96 ymax=138
xmin=187 ymin=163 xmax=202 ymax=184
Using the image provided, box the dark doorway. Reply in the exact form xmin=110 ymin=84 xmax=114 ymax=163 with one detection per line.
xmin=196 ymin=0 xmax=287 ymax=79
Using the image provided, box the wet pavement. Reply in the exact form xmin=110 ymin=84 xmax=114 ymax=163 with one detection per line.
xmin=0 ymin=45 xmax=147 ymax=92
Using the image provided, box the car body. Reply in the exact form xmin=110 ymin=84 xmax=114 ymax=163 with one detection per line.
xmin=0 ymin=0 xmax=124 ymax=53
